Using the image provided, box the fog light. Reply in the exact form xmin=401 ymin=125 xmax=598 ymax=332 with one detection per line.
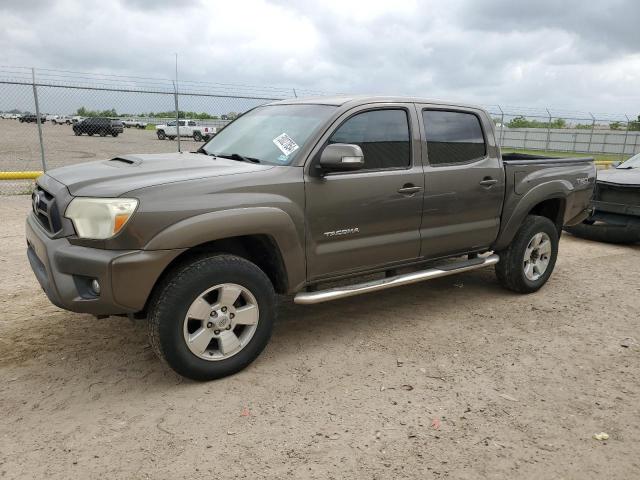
xmin=91 ymin=279 xmax=101 ymax=295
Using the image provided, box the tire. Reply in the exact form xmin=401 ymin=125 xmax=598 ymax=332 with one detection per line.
xmin=88 ymin=132 xmax=94 ymax=136
xmin=193 ymin=131 xmax=203 ymax=142
xmin=112 ymin=132 xmax=119 ymax=137
xmin=564 ymin=222 xmax=640 ymax=244
xmin=73 ymin=129 xmax=81 ymax=136
xmin=495 ymin=215 xmax=559 ymax=294
xmin=99 ymin=129 xmax=107 ymax=137
xmin=148 ymin=254 xmax=276 ymax=381
xmin=168 ymin=136 xmax=176 ymax=140
xmin=157 ymin=130 xmax=166 ymax=140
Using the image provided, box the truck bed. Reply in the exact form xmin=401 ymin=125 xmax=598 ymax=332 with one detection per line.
xmin=502 ymin=152 xmax=594 ymax=165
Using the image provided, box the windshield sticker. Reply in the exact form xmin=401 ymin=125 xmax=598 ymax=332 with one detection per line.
xmin=276 ymin=154 xmax=289 ymax=163
xmin=273 ymin=133 xmax=300 ymax=157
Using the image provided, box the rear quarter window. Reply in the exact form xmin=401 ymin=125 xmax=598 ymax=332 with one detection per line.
xmin=423 ymin=110 xmax=486 ymax=165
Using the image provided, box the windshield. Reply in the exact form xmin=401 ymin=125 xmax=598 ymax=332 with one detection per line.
xmin=202 ymin=104 xmax=336 ymax=165
xmin=618 ymin=152 xmax=640 ymax=169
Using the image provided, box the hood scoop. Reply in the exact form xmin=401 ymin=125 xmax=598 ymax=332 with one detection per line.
xmin=105 ymin=155 xmax=143 ymax=167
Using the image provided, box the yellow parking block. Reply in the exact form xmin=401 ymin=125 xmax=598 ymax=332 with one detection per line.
xmin=0 ymin=171 xmax=43 ymax=180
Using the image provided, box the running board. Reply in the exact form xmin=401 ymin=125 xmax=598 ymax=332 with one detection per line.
xmin=294 ymin=254 xmax=500 ymax=305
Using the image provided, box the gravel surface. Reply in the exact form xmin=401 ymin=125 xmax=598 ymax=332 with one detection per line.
xmin=1 ymin=195 xmax=639 ymax=479
xmin=0 ymin=118 xmax=199 ymax=171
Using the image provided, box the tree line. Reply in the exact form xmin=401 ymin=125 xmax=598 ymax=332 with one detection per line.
xmin=493 ymin=114 xmax=640 ymax=131
xmin=74 ymin=106 xmax=239 ymax=120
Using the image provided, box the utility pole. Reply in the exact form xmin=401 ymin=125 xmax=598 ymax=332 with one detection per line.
xmin=174 ymin=53 xmax=181 ymax=153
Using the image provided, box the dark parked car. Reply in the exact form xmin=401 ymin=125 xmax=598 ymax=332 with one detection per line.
xmin=19 ymin=114 xmax=46 ymax=123
xmin=565 ymin=153 xmax=640 ymax=243
xmin=72 ymin=117 xmax=124 ymax=137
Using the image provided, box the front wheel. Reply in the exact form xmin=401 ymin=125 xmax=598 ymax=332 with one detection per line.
xmin=495 ymin=215 xmax=559 ymax=293
xmin=157 ymin=130 xmax=166 ymax=140
xmin=147 ymin=254 xmax=276 ymax=381
xmin=193 ymin=131 xmax=203 ymax=142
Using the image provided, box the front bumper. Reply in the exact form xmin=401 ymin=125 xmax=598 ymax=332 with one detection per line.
xmin=26 ymin=214 xmax=183 ymax=315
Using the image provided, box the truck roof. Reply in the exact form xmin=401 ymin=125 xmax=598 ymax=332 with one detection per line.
xmin=269 ymin=95 xmax=487 ymax=112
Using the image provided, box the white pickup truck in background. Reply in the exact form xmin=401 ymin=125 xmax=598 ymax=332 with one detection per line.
xmin=155 ymin=120 xmax=217 ymax=141
xmin=122 ymin=119 xmax=148 ymax=129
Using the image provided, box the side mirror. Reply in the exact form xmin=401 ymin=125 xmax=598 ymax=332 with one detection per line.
xmin=319 ymin=143 xmax=364 ymax=172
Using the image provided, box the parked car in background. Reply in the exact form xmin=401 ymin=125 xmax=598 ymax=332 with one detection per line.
xmin=122 ymin=119 xmax=149 ymax=129
xmin=71 ymin=116 xmax=85 ymax=124
xmin=156 ymin=120 xmax=216 ymax=141
xmin=52 ymin=116 xmax=72 ymax=125
xmin=564 ymin=153 xmax=640 ymax=243
xmin=26 ymin=96 xmax=595 ymax=380
xmin=72 ymin=117 xmax=124 ymax=137
xmin=1 ymin=113 xmax=20 ymax=119
xmin=45 ymin=114 xmax=59 ymax=122
xmin=19 ymin=114 xmax=46 ymax=123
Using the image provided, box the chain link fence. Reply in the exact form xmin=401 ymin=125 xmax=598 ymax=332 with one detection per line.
xmin=1 ymin=65 xmax=638 ymax=195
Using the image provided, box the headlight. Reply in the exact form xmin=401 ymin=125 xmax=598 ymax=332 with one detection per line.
xmin=65 ymin=197 xmax=138 ymax=239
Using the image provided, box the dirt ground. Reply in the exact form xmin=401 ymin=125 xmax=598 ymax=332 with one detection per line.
xmin=0 ymin=118 xmax=199 ymax=172
xmin=1 ymin=195 xmax=639 ymax=480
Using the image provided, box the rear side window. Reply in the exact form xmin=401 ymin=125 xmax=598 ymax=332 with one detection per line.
xmin=423 ymin=110 xmax=486 ymax=165
xmin=329 ymin=109 xmax=411 ymax=170
xmin=188 ymin=121 xmax=196 ymax=126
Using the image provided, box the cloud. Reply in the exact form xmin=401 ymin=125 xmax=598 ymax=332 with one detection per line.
xmin=0 ymin=0 xmax=638 ymax=115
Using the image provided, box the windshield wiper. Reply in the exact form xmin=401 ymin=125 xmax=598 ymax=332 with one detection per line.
xmin=214 ymin=153 xmax=261 ymax=164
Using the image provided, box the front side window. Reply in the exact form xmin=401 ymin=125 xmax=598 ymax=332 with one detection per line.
xmin=188 ymin=121 xmax=196 ymax=126
xmin=329 ymin=109 xmax=411 ymax=170
xmin=423 ymin=110 xmax=486 ymax=165
xmin=202 ymin=104 xmax=336 ymax=165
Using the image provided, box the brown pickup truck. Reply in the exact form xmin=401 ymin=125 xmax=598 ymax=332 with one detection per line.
xmin=26 ymin=96 xmax=596 ymax=380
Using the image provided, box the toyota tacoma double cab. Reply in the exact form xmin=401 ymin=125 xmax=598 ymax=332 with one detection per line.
xmin=26 ymin=96 xmax=595 ymax=380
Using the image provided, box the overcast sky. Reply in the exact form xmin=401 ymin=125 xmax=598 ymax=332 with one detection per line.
xmin=1 ymin=0 xmax=639 ymax=115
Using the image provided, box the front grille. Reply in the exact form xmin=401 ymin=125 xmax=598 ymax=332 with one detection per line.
xmin=596 ymin=183 xmax=640 ymax=207
xmin=32 ymin=186 xmax=62 ymax=234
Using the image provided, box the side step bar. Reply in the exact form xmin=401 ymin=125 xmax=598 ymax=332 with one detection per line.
xmin=294 ymin=254 xmax=500 ymax=305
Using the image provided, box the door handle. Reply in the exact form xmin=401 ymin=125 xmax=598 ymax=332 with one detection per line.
xmin=479 ymin=177 xmax=498 ymax=187
xmin=397 ymin=184 xmax=422 ymax=195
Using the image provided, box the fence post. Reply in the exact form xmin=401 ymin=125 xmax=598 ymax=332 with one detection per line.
xmin=497 ymin=105 xmax=505 ymax=147
xmin=621 ymin=115 xmax=630 ymax=160
xmin=31 ymin=68 xmax=47 ymax=172
xmin=173 ymin=81 xmax=181 ymax=153
xmin=545 ymin=108 xmax=552 ymax=151
xmin=587 ymin=112 xmax=595 ymax=154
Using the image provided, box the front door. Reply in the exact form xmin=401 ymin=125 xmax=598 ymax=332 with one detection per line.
xmin=417 ymin=107 xmax=505 ymax=258
xmin=304 ymin=105 xmax=424 ymax=281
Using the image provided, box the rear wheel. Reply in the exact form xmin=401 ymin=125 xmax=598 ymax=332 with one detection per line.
xmin=193 ymin=131 xmax=203 ymax=142
xmin=157 ymin=130 xmax=166 ymax=140
xmin=168 ymin=136 xmax=176 ymax=140
xmin=148 ymin=254 xmax=276 ymax=381
xmin=495 ymin=215 xmax=559 ymax=293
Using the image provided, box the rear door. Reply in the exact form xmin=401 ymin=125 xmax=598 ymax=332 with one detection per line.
xmin=304 ymin=104 xmax=425 ymax=280
xmin=417 ymin=106 xmax=505 ymax=257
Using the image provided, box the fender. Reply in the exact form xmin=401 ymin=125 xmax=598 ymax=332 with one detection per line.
xmin=144 ymin=207 xmax=306 ymax=292
xmin=493 ymin=179 xmax=573 ymax=251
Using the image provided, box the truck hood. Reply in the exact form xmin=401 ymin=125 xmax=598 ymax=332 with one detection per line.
xmin=597 ymin=167 xmax=640 ymax=186
xmin=46 ymin=152 xmax=274 ymax=197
